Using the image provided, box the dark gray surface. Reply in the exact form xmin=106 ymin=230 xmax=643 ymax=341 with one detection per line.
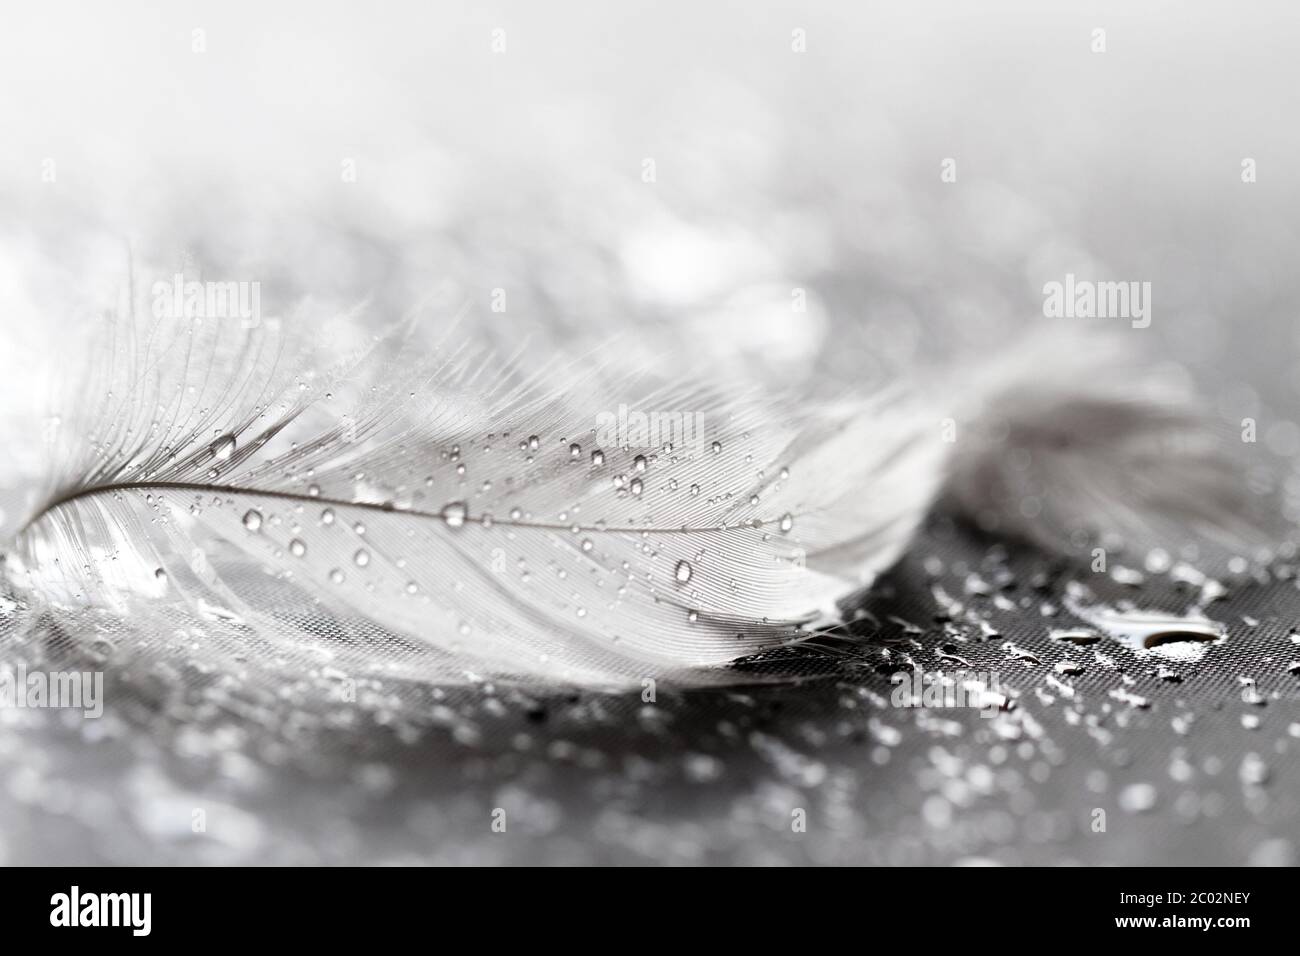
xmin=2 ymin=516 xmax=1295 ymax=865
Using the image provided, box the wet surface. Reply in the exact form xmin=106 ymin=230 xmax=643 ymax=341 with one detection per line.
xmin=1 ymin=518 xmax=1295 ymax=865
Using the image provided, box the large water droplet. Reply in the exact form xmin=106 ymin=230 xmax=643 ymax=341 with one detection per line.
xmin=321 ymin=508 xmax=335 ymax=525
xmin=242 ymin=509 xmax=263 ymax=532
xmin=1065 ymin=599 xmax=1225 ymax=662
xmin=779 ymin=513 xmax=794 ymax=532
xmin=569 ymin=442 xmax=582 ymax=460
xmin=354 ymin=548 xmax=371 ymax=567
xmin=711 ymin=441 xmax=722 ymax=455
xmin=591 ymin=449 xmax=605 ymax=467
xmin=675 ymin=560 xmax=693 ymax=584
xmin=441 ymin=501 xmax=468 ymax=528
xmin=289 ymin=538 xmax=307 ymax=557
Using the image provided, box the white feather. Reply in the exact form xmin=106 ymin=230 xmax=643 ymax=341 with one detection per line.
xmin=940 ymin=331 xmax=1275 ymax=566
xmin=5 ymin=314 xmax=1273 ymax=691
xmin=9 ymin=309 xmax=942 ymax=688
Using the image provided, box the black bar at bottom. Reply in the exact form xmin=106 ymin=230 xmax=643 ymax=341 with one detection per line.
xmin=0 ymin=865 xmax=1287 ymax=941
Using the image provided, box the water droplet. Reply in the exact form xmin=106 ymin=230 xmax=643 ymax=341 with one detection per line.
xmin=321 ymin=508 xmax=335 ymax=525
xmin=569 ymin=442 xmax=582 ymax=459
xmin=527 ymin=435 xmax=540 ymax=452
xmin=441 ymin=501 xmax=468 ymax=528
xmin=1054 ymin=660 xmax=1083 ymax=675
xmin=1065 ymin=599 xmax=1225 ymax=662
xmin=354 ymin=548 xmax=371 ymax=567
xmin=405 ymin=581 xmax=418 ymax=594
xmin=1240 ymin=753 xmax=1270 ymax=787
xmin=307 ymin=484 xmax=320 ymax=498
xmin=591 ymin=449 xmax=605 ymax=467
xmin=687 ymin=610 xmax=699 ymax=623
xmin=242 ymin=509 xmax=263 ymax=532
xmin=1050 ymin=628 xmax=1100 ymax=645
xmin=683 ymin=753 xmax=723 ymax=783
xmin=581 ymin=539 xmax=594 ymax=553
xmin=675 ymin=560 xmax=693 ymax=584
xmin=711 ymin=441 xmax=722 ymax=455
xmin=690 ymin=484 xmax=701 ymax=497
xmin=329 ymin=568 xmax=345 ymax=584
xmin=289 ymin=538 xmax=307 ymax=557
xmin=1105 ymin=683 xmax=1150 ymax=707
xmin=1119 ymin=782 xmax=1158 ymax=813
xmin=1001 ymin=641 xmax=1041 ymax=665
xmin=210 ymin=434 xmax=237 ymax=461
xmin=633 ymin=454 xmax=647 ymax=472
xmin=630 ymin=478 xmax=643 ymax=496
xmin=779 ymin=513 xmax=794 ymax=532
xmin=154 ymin=568 xmax=168 ymax=584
